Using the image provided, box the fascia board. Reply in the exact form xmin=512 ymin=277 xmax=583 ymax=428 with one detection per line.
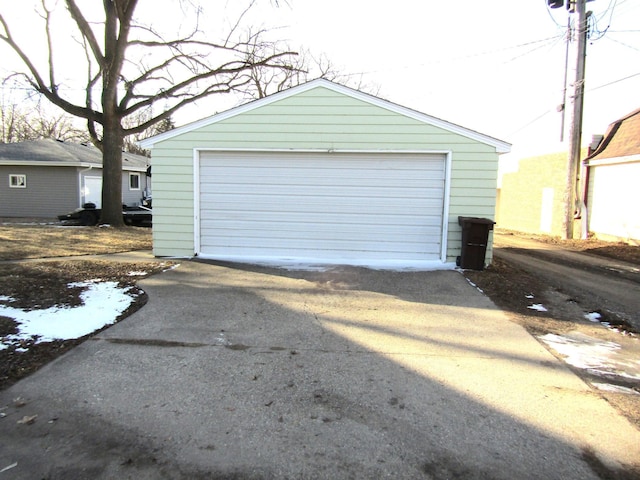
xmin=586 ymin=153 xmax=640 ymax=167
xmin=0 ymin=161 xmax=145 ymax=172
xmin=0 ymin=161 xmax=99 ymax=168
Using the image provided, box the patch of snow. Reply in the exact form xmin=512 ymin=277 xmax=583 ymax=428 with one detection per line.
xmin=127 ymin=271 xmax=147 ymax=276
xmin=0 ymin=462 xmax=18 ymax=473
xmin=0 ymin=295 xmax=14 ymax=302
xmin=527 ymin=303 xmax=548 ymax=312
xmin=525 ymin=294 xmax=534 ymax=299
xmin=216 ymin=332 xmax=230 ymax=346
xmin=584 ymin=312 xmax=602 ymax=322
xmin=0 ymin=281 xmax=138 ymax=349
xmin=540 ymin=333 xmax=640 ymax=385
xmin=197 ymin=254 xmax=457 ymax=272
xmin=591 ymin=383 xmax=640 ymax=395
xmin=464 ymin=278 xmax=484 ymax=294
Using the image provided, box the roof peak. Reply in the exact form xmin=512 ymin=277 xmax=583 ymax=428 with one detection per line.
xmin=139 ymin=78 xmax=510 ymax=153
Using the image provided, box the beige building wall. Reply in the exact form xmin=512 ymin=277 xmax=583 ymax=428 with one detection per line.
xmin=497 ymin=152 xmax=569 ymax=237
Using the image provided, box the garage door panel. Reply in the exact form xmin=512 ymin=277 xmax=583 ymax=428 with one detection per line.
xmin=201 ymin=155 xmax=443 ymax=170
xmin=202 ymin=183 xmax=444 ymax=198
xmin=201 ymin=218 xmax=442 ymax=238
xmin=201 ymin=180 xmax=442 ymax=200
xmin=200 ymin=196 xmax=444 ymax=216
xmin=200 ymin=209 xmax=445 ymax=228
xmin=200 ymin=168 xmax=444 ymax=187
xmin=200 ymin=237 xmax=442 ymax=258
xmin=201 ymin=158 xmax=443 ymax=179
xmin=198 ymin=152 xmax=446 ymax=263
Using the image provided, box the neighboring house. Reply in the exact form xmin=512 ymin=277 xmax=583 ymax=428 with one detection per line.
xmin=0 ymin=139 xmax=151 ymax=218
xmin=496 ymin=151 xmax=575 ymax=237
xmin=139 ymin=79 xmax=510 ymax=269
xmin=498 ymin=107 xmax=640 ymax=243
xmin=585 ymin=107 xmax=640 ymax=243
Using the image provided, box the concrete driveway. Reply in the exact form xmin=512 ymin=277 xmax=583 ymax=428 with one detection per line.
xmin=1 ymin=260 xmax=639 ymax=479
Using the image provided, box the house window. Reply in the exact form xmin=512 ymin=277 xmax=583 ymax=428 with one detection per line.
xmin=129 ymin=173 xmax=140 ymax=190
xmin=9 ymin=174 xmax=26 ymax=188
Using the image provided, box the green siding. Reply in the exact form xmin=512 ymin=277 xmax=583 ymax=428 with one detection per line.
xmin=150 ymin=86 xmax=500 ymax=263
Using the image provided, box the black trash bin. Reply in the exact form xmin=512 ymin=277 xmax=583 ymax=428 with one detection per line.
xmin=457 ymin=216 xmax=496 ymax=271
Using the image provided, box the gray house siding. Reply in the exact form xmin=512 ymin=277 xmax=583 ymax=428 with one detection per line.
xmin=121 ymin=171 xmax=150 ymax=206
xmin=0 ymin=140 xmax=151 ymax=218
xmin=0 ymin=165 xmax=78 ymax=217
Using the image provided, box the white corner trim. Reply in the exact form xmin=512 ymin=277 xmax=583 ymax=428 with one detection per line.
xmin=139 ymin=79 xmax=511 ymax=153
xmin=193 ymin=149 xmax=202 ymax=256
xmin=441 ymin=152 xmax=453 ymax=262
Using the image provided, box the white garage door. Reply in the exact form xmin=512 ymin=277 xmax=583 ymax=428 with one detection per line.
xmin=83 ymin=176 xmax=102 ymax=207
xmin=197 ymin=151 xmax=447 ymax=266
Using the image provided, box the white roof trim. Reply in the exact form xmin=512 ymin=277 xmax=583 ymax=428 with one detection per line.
xmin=0 ymin=161 xmax=100 ymax=168
xmin=586 ymin=153 xmax=640 ymax=167
xmin=139 ymin=79 xmax=511 ymax=153
xmin=0 ymin=160 xmax=147 ymax=172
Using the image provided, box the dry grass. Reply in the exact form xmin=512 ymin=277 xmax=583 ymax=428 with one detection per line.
xmin=0 ymin=222 xmax=161 ymax=391
xmin=497 ymin=228 xmax=640 ymax=265
xmin=0 ymin=224 xmax=152 ymax=261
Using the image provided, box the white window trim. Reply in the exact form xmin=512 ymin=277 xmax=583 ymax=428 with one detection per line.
xmin=9 ymin=174 xmax=26 ymax=188
xmin=129 ymin=172 xmax=141 ymax=190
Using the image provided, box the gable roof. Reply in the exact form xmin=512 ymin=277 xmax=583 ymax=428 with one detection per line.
xmin=0 ymin=138 xmax=150 ymax=171
xmin=139 ymin=78 xmax=511 ymax=153
xmin=586 ymin=107 xmax=640 ymax=163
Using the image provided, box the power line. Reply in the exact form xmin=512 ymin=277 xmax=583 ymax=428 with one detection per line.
xmin=603 ymin=35 xmax=640 ymax=52
xmin=504 ymin=70 xmax=640 ymax=138
xmin=588 ymin=71 xmax=640 ymax=91
xmin=504 ymin=35 xmax=565 ymax=63
xmin=506 ymin=109 xmax=554 ymax=137
xmin=350 ymin=35 xmax=566 ymax=76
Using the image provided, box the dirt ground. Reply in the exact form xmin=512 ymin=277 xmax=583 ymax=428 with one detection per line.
xmin=1 ymin=221 xmax=639 ymax=430
xmin=0 ymin=222 xmax=164 ymax=390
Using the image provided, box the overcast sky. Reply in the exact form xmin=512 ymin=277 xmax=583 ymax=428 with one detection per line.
xmin=1 ymin=0 xmax=639 ymax=161
xmin=268 ymin=0 xmax=640 ymax=161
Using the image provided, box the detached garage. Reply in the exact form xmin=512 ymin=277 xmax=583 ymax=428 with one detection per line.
xmin=140 ymin=79 xmax=510 ymax=269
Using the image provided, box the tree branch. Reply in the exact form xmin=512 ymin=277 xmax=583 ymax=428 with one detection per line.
xmin=120 ymin=50 xmax=296 ymax=118
xmin=65 ymin=0 xmax=105 ymax=65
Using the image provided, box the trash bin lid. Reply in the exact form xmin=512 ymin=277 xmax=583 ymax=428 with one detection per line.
xmin=458 ymin=216 xmax=496 ymax=226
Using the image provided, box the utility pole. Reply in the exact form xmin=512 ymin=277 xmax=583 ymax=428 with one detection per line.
xmin=559 ymin=17 xmax=571 ymax=142
xmin=562 ymin=0 xmax=589 ymax=240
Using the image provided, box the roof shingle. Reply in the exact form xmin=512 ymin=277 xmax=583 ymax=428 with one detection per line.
xmin=587 ymin=107 xmax=640 ymax=161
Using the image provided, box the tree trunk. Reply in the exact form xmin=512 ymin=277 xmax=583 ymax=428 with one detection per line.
xmin=100 ymin=119 xmax=125 ymax=227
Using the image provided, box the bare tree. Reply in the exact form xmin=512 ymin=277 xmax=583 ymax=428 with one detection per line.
xmin=0 ymin=0 xmax=296 ymax=225
xmin=232 ymin=30 xmax=380 ymax=102
xmin=122 ymin=108 xmax=175 ymax=156
xmin=0 ymin=95 xmax=87 ymax=143
xmin=240 ymin=43 xmax=361 ymax=100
